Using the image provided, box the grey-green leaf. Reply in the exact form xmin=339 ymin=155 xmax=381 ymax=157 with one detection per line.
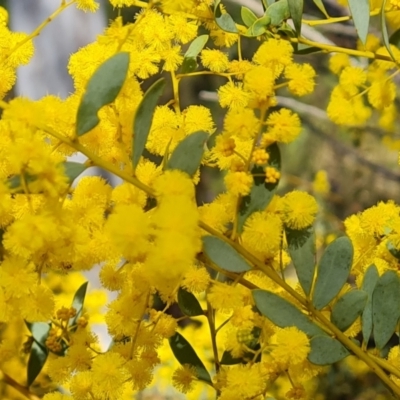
xmin=308 ymin=336 xmax=350 ymax=365
xmin=169 ymin=332 xmax=212 ymax=384
xmin=76 ymin=52 xmax=129 ymax=136
xmin=132 ymin=78 xmax=166 ymax=169
xmin=63 ymin=161 xmax=87 ymax=183
xmin=381 ymin=0 xmax=396 ymax=62
xmin=287 ymin=0 xmax=303 ymax=36
xmin=27 ymin=341 xmax=48 ymax=386
xmin=214 ymin=0 xmax=239 ymax=33
xmin=241 ymin=6 xmax=258 ymax=27
xmin=286 ymin=226 xmax=316 ymax=296
xmin=361 ymin=264 xmax=379 ymax=345
xmin=372 ymin=270 xmax=400 ymax=349
xmin=312 ymin=0 xmax=330 ymax=18
xmin=237 ymin=143 xmax=281 ymax=233
xmin=331 ymin=290 xmax=367 ymax=332
xmin=312 ymin=237 xmax=353 ymax=310
xmin=202 ymin=236 xmax=251 ymax=273
xmin=25 ymin=322 xmax=50 ymax=349
xmin=348 ymin=0 xmax=370 ymax=45
xmin=178 ymin=288 xmax=204 ymax=317
xmin=185 ymin=35 xmax=209 ymax=58
xmin=253 ymin=289 xmax=325 ymax=337
xmin=167 ymin=131 xmax=208 ymax=177
xmin=69 ymin=281 xmax=88 ymax=330
xmin=266 ymin=0 xmax=290 ymax=26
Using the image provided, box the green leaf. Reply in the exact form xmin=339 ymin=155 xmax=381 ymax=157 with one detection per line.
xmin=245 ymin=14 xmax=271 ymax=37
xmin=132 ymin=78 xmax=166 ymax=169
xmin=76 ymin=52 xmax=129 ymax=136
xmin=389 ymin=28 xmax=400 ymax=47
xmin=372 ymin=270 xmax=400 ymax=349
xmin=387 ymin=241 xmax=400 ymax=260
xmin=237 ymin=143 xmax=281 ymax=233
xmin=293 ymin=44 xmax=321 ymax=55
xmin=286 ymin=226 xmax=316 ymax=296
xmin=308 ymin=336 xmax=350 ymax=365
xmin=184 ymin=35 xmax=209 ymax=58
xmin=253 ymin=289 xmax=325 ymax=337
xmin=169 ymin=332 xmax=212 ymax=384
xmin=180 ymin=57 xmax=198 ymax=74
xmin=27 ymin=341 xmax=48 ymax=386
xmin=180 ymin=36 xmax=208 ymax=75
xmin=167 ymin=131 xmax=208 ymax=177
xmin=266 ymin=0 xmax=290 ymax=26
xmin=220 ymin=350 xmax=243 ymax=365
xmin=312 ymin=237 xmax=353 ymax=310
xmin=348 ymin=0 xmax=370 ymax=45
xmin=69 ymin=281 xmax=88 ymax=329
xmin=202 ymin=235 xmax=251 ymax=273
xmin=214 ymin=0 xmax=239 ymax=33
xmin=25 ymin=322 xmax=51 ymax=349
xmin=287 ymin=0 xmax=303 ymax=36
xmin=361 ymin=264 xmax=379 ymax=345
xmin=331 ymin=290 xmax=367 ymax=332
xmin=63 ymin=162 xmax=87 ymax=183
xmin=381 ymin=0 xmax=397 ymax=62
xmin=241 ymin=6 xmax=258 ymax=27
xmin=178 ymin=288 xmax=204 ymax=317
xmin=312 ymin=0 xmax=330 ymax=18
xmin=206 ymin=131 xmax=219 ymax=150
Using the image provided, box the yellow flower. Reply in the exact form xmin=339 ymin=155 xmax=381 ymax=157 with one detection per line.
xmin=367 ymin=79 xmax=396 ymax=110
xmin=76 ymin=0 xmax=100 ymax=12
xmin=207 ymin=282 xmax=244 ymax=312
xmin=182 ymin=266 xmax=210 ymax=293
xmin=329 ymin=53 xmax=351 ymax=75
xmin=313 ymin=170 xmax=330 ymax=195
xmin=264 ymin=108 xmax=302 ymax=143
xmin=201 ymin=49 xmax=230 ymax=72
xmin=271 ymin=327 xmax=310 ymax=366
xmin=172 ymin=365 xmax=197 ymax=393
xmin=224 ymin=171 xmax=253 ymax=196
xmin=285 ymin=63 xmax=316 ymax=96
xmin=282 ymin=191 xmax=318 ymax=229
xmin=244 ymin=66 xmax=275 ymax=103
xmin=339 ymin=66 xmax=367 ymax=95
xmin=217 ymin=81 xmax=250 ymax=109
xmin=253 ymin=38 xmax=293 ymax=77
xmin=70 ymin=371 xmax=93 ymax=399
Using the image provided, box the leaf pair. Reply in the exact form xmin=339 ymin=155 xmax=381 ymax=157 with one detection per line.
xmin=26 ymin=282 xmax=88 ymax=386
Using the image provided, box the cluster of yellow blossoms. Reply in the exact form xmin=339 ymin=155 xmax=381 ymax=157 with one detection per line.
xmin=0 ymin=0 xmax=399 ymax=400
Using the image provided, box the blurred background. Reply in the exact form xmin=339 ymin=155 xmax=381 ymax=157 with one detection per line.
xmin=3 ymin=0 xmax=400 ymax=398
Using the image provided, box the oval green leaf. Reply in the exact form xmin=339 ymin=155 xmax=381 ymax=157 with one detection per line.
xmin=308 ymin=335 xmax=350 ymax=365
xmin=331 ymin=290 xmax=367 ymax=332
xmin=178 ymin=288 xmax=204 ymax=317
xmin=27 ymin=341 xmax=48 ymax=386
xmin=184 ymin=35 xmax=209 ymax=58
xmin=237 ymin=143 xmax=281 ymax=233
xmin=241 ymin=6 xmax=258 ymax=27
xmin=312 ymin=237 xmax=353 ymax=310
xmin=63 ymin=161 xmax=87 ymax=183
xmin=169 ymin=332 xmax=212 ymax=384
xmin=312 ymin=0 xmax=330 ymax=18
xmin=167 ymin=131 xmax=208 ymax=177
xmin=25 ymin=322 xmax=51 ymax=349
xmin=253 ymin=289 xmax=325 ymax=337
xmin=266 ymin=0 xmax=290 ymax=26
xmin=348 ymin=0 xmax=370 ymax=46
xmin=381 ymin=0 xmax=397 ymax=62
xmin=372 ymin=270 xmax=400 ymax=349
xmin=69 ymin=281 xmax=88 ymax=330
xmin=202 ymin=235 xmax=251 ymax=273
xmin=132 ymin=78 xmax=166 ymax=169
xmin=76 ymin=52 xmax=129 ymax=136
xmin=287 ymin=0 xmax=303 ymax=37
xmin=361 ymin=264 xmax=379 ymax=345
xmin=286 ymin=226 xmax=316 ymax=296
xmin=214 ymin=0 xmax=239 ymax=33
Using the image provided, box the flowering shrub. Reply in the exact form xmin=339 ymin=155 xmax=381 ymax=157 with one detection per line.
xmin=1 ymin=0 xmax=400 ymax=399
